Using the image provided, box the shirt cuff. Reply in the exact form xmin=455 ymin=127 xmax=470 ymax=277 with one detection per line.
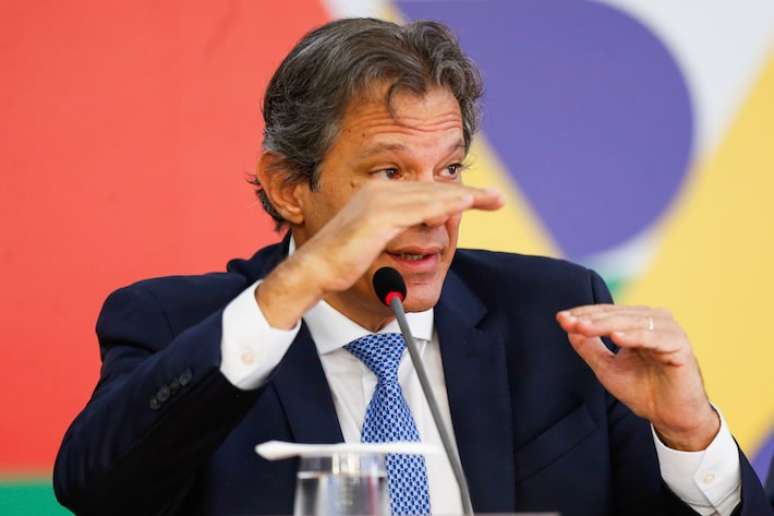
xmin=220 ymin=280 xmax=300 ymax=390
xmin=652 ymin=408 xmax=741 ymax=515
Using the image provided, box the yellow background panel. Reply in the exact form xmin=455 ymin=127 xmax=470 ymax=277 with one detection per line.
xmin=459 ymin=138 xmax=559 ymax=257
xmin=621 ymin=50 xmax=774 ymax=453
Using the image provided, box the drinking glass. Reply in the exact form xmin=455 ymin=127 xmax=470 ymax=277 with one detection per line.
xmin=293 ymin=452 xmax=390 ymax=516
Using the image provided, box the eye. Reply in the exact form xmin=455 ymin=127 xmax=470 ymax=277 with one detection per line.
xmin=372 ymin=167 xmax=401 ymax=180
xmin=440 ymin=163 xmax=465 ymax=179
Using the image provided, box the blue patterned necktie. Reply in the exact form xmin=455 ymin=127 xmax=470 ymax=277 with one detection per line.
xmin=344 ymin=333 xmax=431 ymax=516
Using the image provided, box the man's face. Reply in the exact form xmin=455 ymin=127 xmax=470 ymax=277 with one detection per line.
xmin=292 ymin=84 xmax=466 ymax=316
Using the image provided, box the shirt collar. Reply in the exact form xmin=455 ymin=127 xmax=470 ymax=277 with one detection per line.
xmin=289 ymin=236 xmax=434 ymax=355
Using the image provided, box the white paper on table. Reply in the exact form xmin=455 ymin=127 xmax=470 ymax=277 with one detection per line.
xmin=255 ymin=440 xmax=441 ymax=461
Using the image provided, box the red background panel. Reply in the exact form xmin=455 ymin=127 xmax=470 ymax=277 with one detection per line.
xmin=0 ymin=0 xmax=330 ymax=471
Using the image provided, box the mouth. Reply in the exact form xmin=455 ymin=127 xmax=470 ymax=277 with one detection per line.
xmin=385 ymin=247 xmax=442 ymax=273
xmin=391 ymin=252 xmax=431 ymax=261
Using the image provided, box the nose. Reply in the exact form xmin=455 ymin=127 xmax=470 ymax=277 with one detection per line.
xmin=413 ymin=168 xmax=450 ymax=227
xmin=414 ymin=167 xmax=435 ymax=184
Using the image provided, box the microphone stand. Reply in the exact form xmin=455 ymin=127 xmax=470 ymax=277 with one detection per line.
xmin=389 ymin=297 xmax=474 ymax=516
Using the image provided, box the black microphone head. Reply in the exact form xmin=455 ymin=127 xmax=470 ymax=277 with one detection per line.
xmin=372 ymin=267 xmax=407 ymax=306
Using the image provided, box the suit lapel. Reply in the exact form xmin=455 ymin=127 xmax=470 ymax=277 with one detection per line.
xmin=238 ymin=237 xmax=515 ymax=506
xmin=436 ymin=270 xmax=515 ymax=512
xmin=272 ymin=323 xmax=344 ymax=444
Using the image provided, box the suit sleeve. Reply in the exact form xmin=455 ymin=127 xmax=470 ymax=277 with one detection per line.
xmin=53 ymin=283 xmax=263 ymax=516
xmin=220 ymin=280 xmax=300 ymax=389
xmin=588 ymin=270 xmax=773 ymax=516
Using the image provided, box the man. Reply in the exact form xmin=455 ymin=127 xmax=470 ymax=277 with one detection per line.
xmin=54 ymin=18 xmax=771 ymax=516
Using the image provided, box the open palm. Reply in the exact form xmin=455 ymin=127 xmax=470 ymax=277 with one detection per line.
xmin=557 ymin=305 xmax=719 ymax=450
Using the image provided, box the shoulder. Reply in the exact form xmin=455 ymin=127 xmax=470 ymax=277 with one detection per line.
xmin=97 ymin=240 xmax=286 ymax=337
xmin=453 ymin=248 xmax=589 ymax=280
xmin=97 ymin=271 xmax=249 ymax=340
xmin=452 ymin=248 xmax=607 ymax=299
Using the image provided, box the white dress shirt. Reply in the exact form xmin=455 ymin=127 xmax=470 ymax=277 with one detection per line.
xmin=219 ymin=242 xmax=741 ymax=515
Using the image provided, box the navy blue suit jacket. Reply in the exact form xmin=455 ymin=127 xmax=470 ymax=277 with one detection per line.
xmin=54 ymin=240 xmax=772 ymax=515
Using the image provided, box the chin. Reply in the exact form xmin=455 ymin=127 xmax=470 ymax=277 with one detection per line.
xmin=402 ymin=281 xmax=443 ymax=313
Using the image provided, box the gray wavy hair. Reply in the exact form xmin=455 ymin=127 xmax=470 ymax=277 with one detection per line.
xmin=252 ymin=17 xmax=484 ymax=227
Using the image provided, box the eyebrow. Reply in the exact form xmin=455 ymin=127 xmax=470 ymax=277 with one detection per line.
xmin=356 ymin=139 xmax=465 ymax=161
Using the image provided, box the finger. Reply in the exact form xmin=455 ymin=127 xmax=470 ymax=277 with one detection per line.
xmin=416 ymin=185 xmax=503 ymax=212
xmin=609 ymin=328 xmax=684 ymax=355
xmin=389 ymin=192 xmax=474 ymax=227
xmin=567 ymin=333 xmax=615 ymax=374
xmin=574 ymin=314 xmax=679 ymax=338
xmin=381 ymin=185 xmax=502 ymax=230
xmin=468 ymin=187 xmax=504 ymax=210
xmin=556 ymin=308 xmax=633 ymax=332
xmin=557 ymin=307 xmax=669 ymax=335
xmin=557 ymin=308 xmax=649 ymax=330
xmin=565 ymin=304 xmax=675 ymax=322
xmin=562 ymin=304 xmax=616 ymax=316
xmin=557 ymin=311 xmax=632 ymax=335
xmin=572 ymin=313 xmax=654 ymax=337
xmin=582 ymin=309 xmax=671 ymax=324
xmin=395 ymin=183 xmax=503 ymax=212
xmin=562 ymin=304 xmax=651 ymax=317
xmin=408 ymin=189 xmax=500 ymax=226
xmin=422 ymin=194 xmax=476 ymax=224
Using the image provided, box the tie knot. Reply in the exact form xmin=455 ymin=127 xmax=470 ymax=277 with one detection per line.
xmin=344 ymin=333 xmax=406 ymax=383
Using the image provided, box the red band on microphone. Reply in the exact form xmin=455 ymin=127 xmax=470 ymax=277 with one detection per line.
xmin=384 ymin=291 xmax=404 ymax=305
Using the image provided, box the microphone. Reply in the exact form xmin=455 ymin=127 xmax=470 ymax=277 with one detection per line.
xmin=372 ymin=267 xmax=474 ymax=516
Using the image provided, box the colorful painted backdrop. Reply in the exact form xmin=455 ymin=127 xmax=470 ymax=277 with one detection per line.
xmin=1 ymin=1 xmax=772 ymax=513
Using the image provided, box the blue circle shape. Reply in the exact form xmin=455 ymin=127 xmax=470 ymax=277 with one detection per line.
xmin=397 ymin=0 xmax=694 ymax=260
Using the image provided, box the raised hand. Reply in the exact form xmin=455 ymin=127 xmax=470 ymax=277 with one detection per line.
xmin=294 ymin=180 xmax=501 ymax=294
xmin=257 ymin=180 xmax=502 ymax=329
xmin=556 ymin=305 xmax=720 ymax=451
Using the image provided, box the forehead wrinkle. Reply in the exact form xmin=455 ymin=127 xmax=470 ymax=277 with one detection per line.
xmin=335 ymin=88 xmax=466 ymax=162
xmin=355 ymin=142 xmax=408 ymax=160
xmin=344 ymin=120 xmax=463 ymax=146
xmin=343 ymin=109 xmax=462 ymax=133
xmin=356 ymin=137 xmax=464 ymax=161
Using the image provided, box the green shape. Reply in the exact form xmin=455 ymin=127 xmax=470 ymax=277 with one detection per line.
xmin=604 ymin=276 xmax=626 ymax=299
xmin=0 ymin=480 xmax=71 ymax=516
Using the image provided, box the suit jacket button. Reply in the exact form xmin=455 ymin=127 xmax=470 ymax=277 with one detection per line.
xmin=149 ymin=397 xmax=160 ymax=410
xmin=169 ymin=378 xmax=180 ymax=394
xmin=179 ymin=368 xmax=192 ymax=386
xmin=157 ymin=385 xmax=170 ymax=402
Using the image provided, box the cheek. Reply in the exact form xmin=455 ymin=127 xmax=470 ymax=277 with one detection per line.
xmin=445 ymin=213 xmax=462 ymax=249
xmin=304 ymin=186 xmax=350 ymax=232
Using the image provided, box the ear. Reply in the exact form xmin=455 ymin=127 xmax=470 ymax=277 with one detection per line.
xmin=255 ymin=151 xmax=308 ymax=225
